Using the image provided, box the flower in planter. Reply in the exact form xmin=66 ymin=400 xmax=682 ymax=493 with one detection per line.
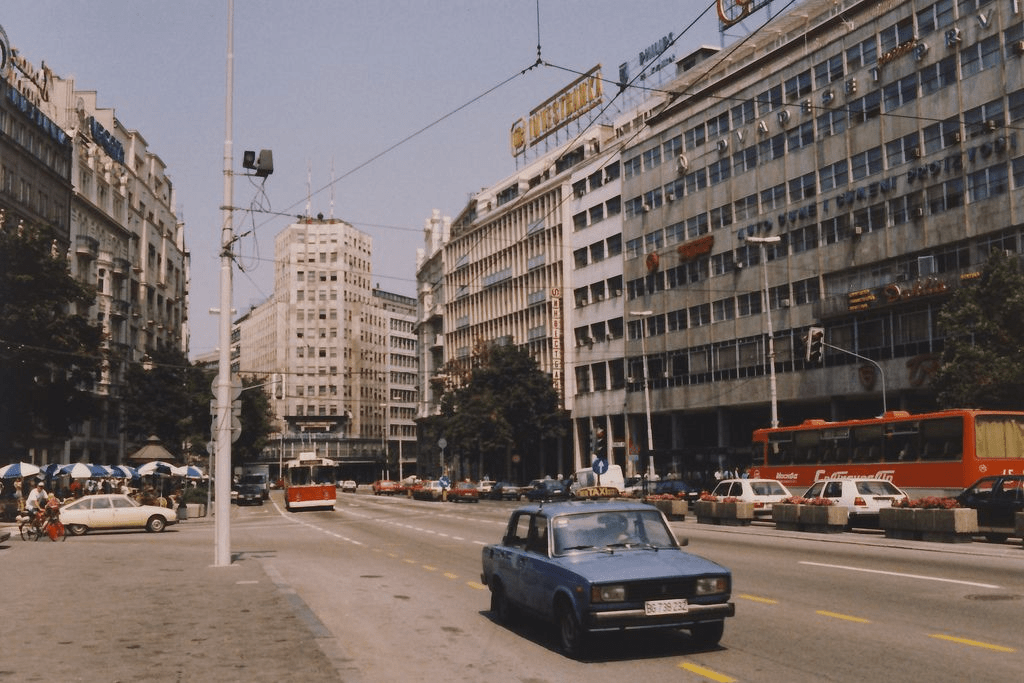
xmin=804 ymin=497 xmax=835 ymax=506
xmin=893 ymin=496 xmax=959 ymax=509
xmin=721 ymin=496 xmax=742 ymax=503
xmin=699 ymin=492 xmax=719 ymax=502
xmin=780 ymin=496 xmax=807 ymax=505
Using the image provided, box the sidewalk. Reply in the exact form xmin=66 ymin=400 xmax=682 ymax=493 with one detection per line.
xmin=0 ymin=517 xmax=342 ymax=683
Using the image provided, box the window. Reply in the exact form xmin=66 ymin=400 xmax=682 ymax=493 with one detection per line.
xmin=756 ymin=85 xmax=782 ymax=116
xmin=814 ymin=54 xmax=844 ymax=87
xmin=784 ymin=70 xmax=812 ymax=102
xmin=846 ymin=37 xmax=877 ymax=71
xmin=849 ymin=90 xmax=881 ymax=126
xmin=967 ymin=163 xmax=1009 ymax=202
xmin=789 ymin=172 xmax=816 ymax=201
xmin=879 ymin=17 xmax=914 ymax=53
xmin=921 ymin=55 xmax=957 ymax=95
xmin=851 ymin=146 xmax=883 ymax=180
xmin=883 ymin=74 xmax=918 ymax=112
xmin=964 ymin=98 xmax=1004 ymax=139
xmin=852 ymin=203 xmax=887 ymax=234
xmin=623 ymin=155 xmax=642 ymax=178
xmin=917 ymin=0 xmax=954 ymax=36
xmin=960 ymin=35 xmax=1000 ymax=79
xmin=713 ymin=297 xmax=736 ymax=322
xmin=685 ymin=124 xmax=706 ymax=150
xmin=819 ymin=160 xmax=849 ymax=192
xmin=886 ymin=132 xmax=920 ymax=168
xmin=710 ymin=203 xmax=733 ymax=230
xmin=817 ymin=108 xmax=847 ymax=138
xmin=737 ymin=291 xmax=762 ymax=317
xmin=642 ymin=146 xmax=662 ymax=171
xmin=706 ymin=111 xmax=730 ymax=139
xmin=790 ymin=224 xmax=819 ymax=254
xmin=663 ymin=135 xmax=683 ymax=159
xmin=923 ymin=116 xmax=962 ymax=153
xmin=732 ymin=145 xmax=758 ymax=175
xmin=686 ymin=213 xmax=709 ymax=239
xmin=761 ymin=184 xmax=787 ymax=211
xmin=684 ymin=168 xmax=707 ymax=194
xmin=708 ymin=158 xmax=731 ymax=185
xmin=787 ymin=121 xmax=815 ymax=152
xmin=733 ymin=194 xmax=759 ymax=222
xmin=665 ymin=222 xmax=686 ymax=246
xmin=731 ymin=100 xmax=755 ymax=128
xmin=926 ymin=178 xmax=965 ymax=214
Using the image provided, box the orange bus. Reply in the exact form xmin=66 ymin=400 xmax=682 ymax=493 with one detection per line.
xmin=283 ymin=452 xmax=336 ymax=511
xmin=750 ymin=410 xmax=1024 ymax=497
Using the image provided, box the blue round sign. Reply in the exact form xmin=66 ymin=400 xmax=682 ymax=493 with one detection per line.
xmin=592 ymin=458 xmax=609 ymax=475
xmin=438 ymin=475 xmax=451 ymax=489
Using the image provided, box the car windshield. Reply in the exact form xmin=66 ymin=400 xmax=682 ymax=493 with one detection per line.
xmin=552 ymin=509 xmax=677 ymax=555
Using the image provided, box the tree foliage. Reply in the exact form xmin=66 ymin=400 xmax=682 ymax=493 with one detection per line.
xmin=437 ymin=343 xmax=565 ymax=478
xmin=932 ymin=249 xmax=1024 ymax=409
xmin=0 ymin=221 xmax=102 ymax=455
xmin=234 ymin=375 xmax=275 ymax=467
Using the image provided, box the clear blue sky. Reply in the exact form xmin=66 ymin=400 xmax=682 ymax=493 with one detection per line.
xmin=3 ymin=1 xmax=731 ymax=358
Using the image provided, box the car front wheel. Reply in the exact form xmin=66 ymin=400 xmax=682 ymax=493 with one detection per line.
xmin=67 ymin=524 xmax=88 ymax=536
xmin=146 ymin=516 xmax=167 ymax=533
xmin=555 ymin=599 xmax=586 ymax=658
xmin=490 ymin=582 xmax=516 ymax=624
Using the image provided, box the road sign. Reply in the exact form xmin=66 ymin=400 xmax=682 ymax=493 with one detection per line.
xmin=592 ymin=458 xmax=609 ymax=475
xmin=438 ymin=475 xmax=451 ymax=489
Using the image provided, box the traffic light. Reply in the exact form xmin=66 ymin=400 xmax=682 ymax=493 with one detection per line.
xmin=589 ymin=429 xmax=596 ymax=456
xmin=594 ymin=428 xmax=606 ymax=456
xmin=806 ymin=326 xmax=825 ymax=363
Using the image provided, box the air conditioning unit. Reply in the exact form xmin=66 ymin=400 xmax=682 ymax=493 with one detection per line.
xmin=666 ymin=192 xmax=675 ymax=202
xmin=606 ymin=334 xmax=615 ymax=341
xmin=734 ymin=261 xmax=744 ymax=270
xmin=984 ymin=119 xmax=998 ymax=132
xmin=613 ymin=289 xmax=622 ymax=297
xmin=1014 ymin=40 xmax=1024 ymax=55
xmin=910 ymin=147 xmax=921 ymax=158
xmin=642 ymin=203 xmax=651 ymax=213
xmin=677 ymin=154 xmax=689 ymax=173
xmin=912 ymin=206 xmax=925 ymax=218
xmin=597 ymin=294 xmax=605 ymax=301
xmin=781 ymin=299 xmax=792 ymax=307
xmin=853 ymin=225 xmax=864 ymax=236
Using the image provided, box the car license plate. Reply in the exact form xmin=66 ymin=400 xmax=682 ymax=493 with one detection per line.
xmin=645 ymin=598 xmax=688 ymax=616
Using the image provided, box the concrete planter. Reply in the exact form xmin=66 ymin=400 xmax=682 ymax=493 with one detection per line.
xmin=649 ymin=499 xmax=688 ymax=521
xmin=880 ymin=507 xmax=976 ymax=543
xmin=773 ymin=504 xmax=847 ymax=532
xmin=185 ymin=503 xmax=207 ymax=518
xmin=695 ymin=500 xmax=754 ymax=526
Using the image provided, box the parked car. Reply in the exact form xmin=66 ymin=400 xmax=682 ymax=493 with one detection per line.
xmin=801 ymin=477 xmax=908 ymax=526
xmin=235 ymin=484 xmax=264 ymax=506
xmin=448 ymin=481 xmax=480 ymax=503
xmin=652 ymin=479 xmax=700 ymax=503
xmin=412 ymin=480 xmax=446 ymax=501
xmin=481 ymin=500 xmax=734 ymax=657
xmin=477 ymin=480 xmax=496 ymax=495
xmin=711 ymin=478 xmax=792 ymax=518
xmin=523 ymin=478 xmax=570 ymax=502
xmin=372 ymin=479 xmax=401 ymax=495
xmin=488 ymin=482 xmax=523 ymax=501
xmin=955 ymin=474 xmax=1024 ymax=543
xmin=338 ymin=480 xmax=358 ymax=493
xmin=60 ymin=494 xmax=179 ymax=535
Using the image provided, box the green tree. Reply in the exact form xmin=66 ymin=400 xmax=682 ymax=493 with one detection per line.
xmin=932 ymin=249 xmax=1024 ymax=409
xmin=122 ymin=344 xmax=206 ymax=457
xmin=0 ymin=220 xmax=102 ymax=456
xmin=234 ymin=374 xmax=275 ymax=469
xmin=438 ymin=343 xmax=566 ymax=480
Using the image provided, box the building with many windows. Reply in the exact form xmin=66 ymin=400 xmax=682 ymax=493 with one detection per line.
xmin=2 ymin=26 xmax=189 ymax=463
xmin=233 ymin=215 xmax=417 ymax=481
xmin=603 ymin=0 xmax=1024 ymax=482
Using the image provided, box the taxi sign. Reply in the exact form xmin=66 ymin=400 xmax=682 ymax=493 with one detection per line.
xmin=575 ymin=486 xmax=620 ymax=499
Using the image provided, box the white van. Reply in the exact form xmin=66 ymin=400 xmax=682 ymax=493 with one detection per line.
xmin=571 ymin=463 xmax=625 ymax=495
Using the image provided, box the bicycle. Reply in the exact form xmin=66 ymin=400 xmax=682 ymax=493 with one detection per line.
xmin=19 ymin=508 xmax=66 ymax=541
xmin=18 ymin=509 xmax=43 ymax=541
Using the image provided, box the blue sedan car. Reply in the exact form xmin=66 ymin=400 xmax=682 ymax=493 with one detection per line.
xmin=481 ymin=500 xmax=734 ymax=657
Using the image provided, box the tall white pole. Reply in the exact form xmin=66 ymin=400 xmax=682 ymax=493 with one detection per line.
xmin=628 ymin=310 xmax=655 ymax=476
xmin=747 ymin=236 xmax=781 ymax=429
xmin=214 ymin=0 xmax=234 ymax=567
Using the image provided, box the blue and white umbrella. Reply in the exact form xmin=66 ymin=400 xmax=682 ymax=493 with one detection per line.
xmin=41 ymin=463 xmax=65 ymax=478
xmin=59 ymin=462 xmax=109 ymax=479
xmin=0 ymin=462 xmax=40 ymax=478
xmin=109 ymin=464 xmax=140 ymax=479
xmin=174 ymin=465 xmax=206 ymax=479
xmin=138 ymin=460 xmax=176 ymax=476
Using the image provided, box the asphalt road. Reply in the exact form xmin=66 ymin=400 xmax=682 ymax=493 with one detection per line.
xmin=2 ymin=492 xmax=1021 ymax=682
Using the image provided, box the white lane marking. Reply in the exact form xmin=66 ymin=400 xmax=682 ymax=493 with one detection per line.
xmin=799 ymin=561 xmax=1001 ymax=589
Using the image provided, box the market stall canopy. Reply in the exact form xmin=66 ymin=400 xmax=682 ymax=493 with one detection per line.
xmin=127 ymin=436 xmax=176 ymax=465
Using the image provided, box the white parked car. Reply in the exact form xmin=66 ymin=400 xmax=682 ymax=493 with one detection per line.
xmin=711 ymin=478 xmax=793 ymax=517
xmin=338 ymin=480 xmax=358 ymax=493
xmin=801 ymin=477 xmax=909 ymax=526
xmin=60 ymin=494 xmax=178 ymax=535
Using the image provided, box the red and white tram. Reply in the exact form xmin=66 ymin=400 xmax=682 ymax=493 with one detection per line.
xmin=283 ymin=452 xmax=336 ymax=511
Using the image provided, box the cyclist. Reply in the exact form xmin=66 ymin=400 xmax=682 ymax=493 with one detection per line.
xmin=25 ymin=481 xmax=47 ymax=520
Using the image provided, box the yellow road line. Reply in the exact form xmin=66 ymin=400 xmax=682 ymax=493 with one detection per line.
xmin=930 ymin=634 xmax=1016 ymax=652
xmin=816 ymin=610 xmax=870 ymax=623
xmin=678 ymin=662 xmax=735 ymax=682
xmin=443 ymin=572 xmax=459 ymax=580
xmin=422 ymin=565 xmax=437 ymax=571
xmin=737 ymin=593 xmax=778 ymax=604
xmin=402 ymin=558 xmax=417 ymax=564
xmin=466 ymin=581 xmax=487 ymax=590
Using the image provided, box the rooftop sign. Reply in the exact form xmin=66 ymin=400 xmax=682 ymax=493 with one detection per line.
xmin=510 ymin=65 xmax=603 ymax=157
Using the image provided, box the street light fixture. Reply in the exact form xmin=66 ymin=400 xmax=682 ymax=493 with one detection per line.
xmin=628 ymin=310 xmax=655 ymax=476
xmin=744 ymin=235 xmax=782 ymax=428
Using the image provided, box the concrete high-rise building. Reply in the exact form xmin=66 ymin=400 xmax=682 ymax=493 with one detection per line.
xmin=233 ymin=215 xmax=417 ymax=481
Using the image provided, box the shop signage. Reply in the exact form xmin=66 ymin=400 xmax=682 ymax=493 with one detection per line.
xmin=511 ymin=65 xmax=603 ymax=157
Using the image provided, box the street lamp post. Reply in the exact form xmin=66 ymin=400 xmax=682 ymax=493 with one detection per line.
xmin=628 ymin=310 xmax=655 ymax=477
xmin=745 ymin=235 xmax=782 ymax=428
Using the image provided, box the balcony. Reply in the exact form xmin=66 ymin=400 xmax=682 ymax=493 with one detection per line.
xmin=75 ymin=235 xmax=99 ymax=259
xmin=110 ymin=299 xmax=130 ymax=319
xmin=112 ymin=257 xmax=131 ymax=276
